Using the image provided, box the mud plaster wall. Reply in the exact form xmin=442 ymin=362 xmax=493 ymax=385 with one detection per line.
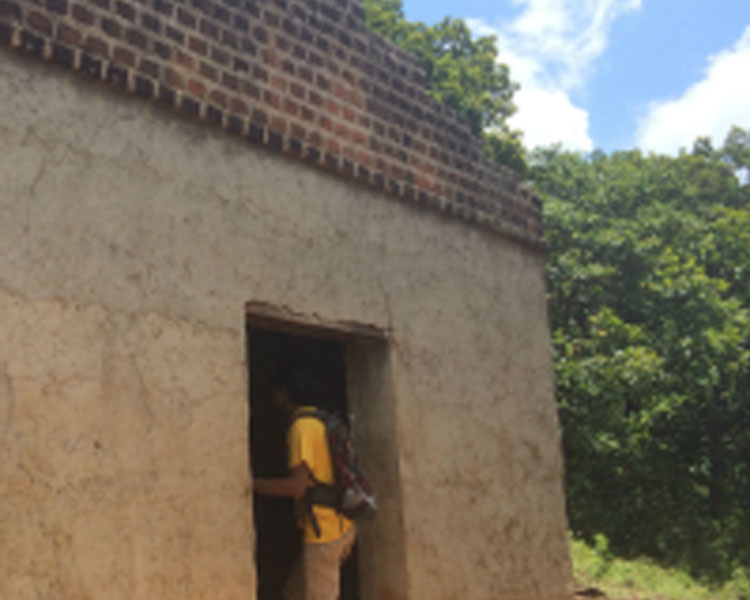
xmin=0 ymin=51 xmax=572 ymax=600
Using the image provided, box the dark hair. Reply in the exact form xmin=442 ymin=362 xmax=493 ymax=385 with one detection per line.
xmin=269 ymin=361 xmax=297 ymax=391
xmin=270 ymin=363 xmax=326 ymax=407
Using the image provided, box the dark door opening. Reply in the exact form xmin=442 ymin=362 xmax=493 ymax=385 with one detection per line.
xmin=248 ymin=326 xmax=361 ymax=600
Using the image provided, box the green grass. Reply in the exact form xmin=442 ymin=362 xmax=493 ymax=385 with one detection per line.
xmin=570 ymin=534 xmax=750 ymax=600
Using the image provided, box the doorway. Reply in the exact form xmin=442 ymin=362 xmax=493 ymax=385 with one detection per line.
xmin=248 ymin=325 xmax=361 ymax=600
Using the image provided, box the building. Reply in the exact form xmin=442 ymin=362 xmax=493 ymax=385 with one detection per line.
xmin=0 ymin=0 xmax=573 ymax=597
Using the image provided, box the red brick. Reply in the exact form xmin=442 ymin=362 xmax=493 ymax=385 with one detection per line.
xmin=153 ymin=39 xmax=170 ymax=59
xmin=281 ymin=59 xmax=294 ymax=74
xmin=229 ymin=97 xmax=248 ymax=115
xmin=139 ymin=58 xmax=159 ymax=78
xmin=309 ymin=91 xmax=322 ymax=106
xmin=290 ymin=123 xmax=305 ymax=140
xmin=157 ymin=29 xmax=179 ymax=50
xmin=334 ymin=122 xmax=349 ymax=139
xmin=176 ymin=50 xmax=194 ymax=69
xmin=241 ymin=79 xmax=260 ymax=99
xmin=208 ymin=89 xmax=227 ymax=108
xmin=27 ymin=11 xmax=52 ymax=35
xmin=289 ymin=82 xmax=305 ymax=99
xmin=332 ymin=82 xmax=348 ymax=101
xmin=57 ymin=22 xmax=82 ymax=45
xmin=115 ymin=0 xmax=135 ymax=21
xmin=292 ymin=43 xmax=305 ymax=60
xmin=0 ymin=0 xmax=21 ymax=19
xmin=199 ymin=18 xmax=218 ymax=40
xmin=187 ymin=78 xmax=206 ymax=98
xmin=71 ymin=3 xmax=94 ymax=24
xmin=210 ymin=45 xmax=229 ymax=65
xmin=253 ymin=25 xmax=267 ymax=44
xmin=141 ymin=12 xmax=160 ymax=34
xmin=263 ymin=9 xmax=279 ymax=26
xmin=307 ymin=51 xmax=325 ymax=67
xmin=263 ymin=90 xmax=279 ymax=108
xmin=124 ymin=28 xmax=147 ymax=48
xmin=46 ymin=0 xmax=68 ymax=15
xmin=221 ymin=29 xmax=237 ymax=49
xmin=188 ymin=35 xmax=207 ymax=55
xmin=101 ymin=17 xmax=121 ymax=38
xmin=262 ymin=48 xmax=277 ymax=67
xmin=324 ymin=99 xmax=339 ymax=116
xmin=308 ymin=132 xmax=323 ymax=147
xmin=164 ymin=67 xmax=184 ymax=88
xmin=356 ymin=151 xmax=372 ymax=168
xmin=84 ymin=35 xmax=109 ymax=58
xmin=221 ymin=72 xmax=238 ymax=91
xmin=113 ymin=46 xmax=135 ymax=66
xmin=153 ymin=0 xmax=172 ymax=16
xmin=269 ymin=74 xmax=286 ymax=92
xmin=252 ymin=64 xmax=268 ymax=82
xmin=283 ymin=97 xmax=298 ymax=116
xmin=199 ymin=61 xmax=217 ymax=81
xmin=268 ymin=116 xmax=286 ymax=134
xmin=177 ymin=7 xmax=195 ymax=28
xmin=349 ymin=90 xmax=364 ymax=108
xmin=275 ymin=33 xmax=289 ymax=52
xmin=298 ymin=65 xmax=313 ymax=82
xmin=251 ymin=108 xmax=267 ymax=126
xmin=352 ymin=130 xmax=366 ymax=145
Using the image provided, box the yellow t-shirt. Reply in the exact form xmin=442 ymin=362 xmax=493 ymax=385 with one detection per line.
xmin=287 ymin=407 xmax=354 ymax=544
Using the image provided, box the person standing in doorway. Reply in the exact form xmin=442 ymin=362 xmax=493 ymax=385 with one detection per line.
xmin=253 ymin=366 xmax=356 ymax=600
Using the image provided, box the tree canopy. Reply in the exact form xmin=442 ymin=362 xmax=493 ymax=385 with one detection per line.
xmin=363 ymin=0 xmax=526 ymax=172
xmin=533 ymin=128 xmax=750 ymax=582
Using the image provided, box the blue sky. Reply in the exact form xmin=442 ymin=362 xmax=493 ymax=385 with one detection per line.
xmin=401 ymin=0 xmax=750 ymax=154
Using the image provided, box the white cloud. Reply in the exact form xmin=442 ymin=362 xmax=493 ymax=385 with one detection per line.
xmin=470 ymin=0 xmax=642 ymax=151
xmin=510 ymin=88 xmax=592 ymax=150
xmin=636 ymin=27 xmax=750 ymax=155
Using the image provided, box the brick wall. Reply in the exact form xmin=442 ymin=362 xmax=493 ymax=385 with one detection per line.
xmin=0 ymin=0 xmax=543 ymax=245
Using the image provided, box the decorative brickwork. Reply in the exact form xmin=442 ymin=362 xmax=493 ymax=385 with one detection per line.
xmin=0 ymin=0 xmax=543 ymax=245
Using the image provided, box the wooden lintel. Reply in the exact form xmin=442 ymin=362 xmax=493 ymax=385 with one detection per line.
xmin=245 ymin=301 xmax=389 ymax=342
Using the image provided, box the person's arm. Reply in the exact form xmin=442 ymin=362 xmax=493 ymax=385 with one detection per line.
xmin=253 ymin=463 xmax=309 ymax=499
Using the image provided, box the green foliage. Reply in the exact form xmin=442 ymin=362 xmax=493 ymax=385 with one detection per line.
xmin=483 ymin=129 xmax=528 ymax=176
xmin=571 ymin=534 xmax=750 ymax=600
xmin=591 ymin=533 xmax=615 ymax=578
xmin=720 ymin=126 xmax=750 ymax=173
xmin=534 ymin=129 xmax=750 ymax=583
xmin=363 ymin=0 xmax=525 ymax=172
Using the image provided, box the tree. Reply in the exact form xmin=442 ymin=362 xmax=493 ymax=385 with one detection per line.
xmin=533 ymin=128 xmax=750 ymax=582
xmin=363 ymin=0 xmax=526 ymax=172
